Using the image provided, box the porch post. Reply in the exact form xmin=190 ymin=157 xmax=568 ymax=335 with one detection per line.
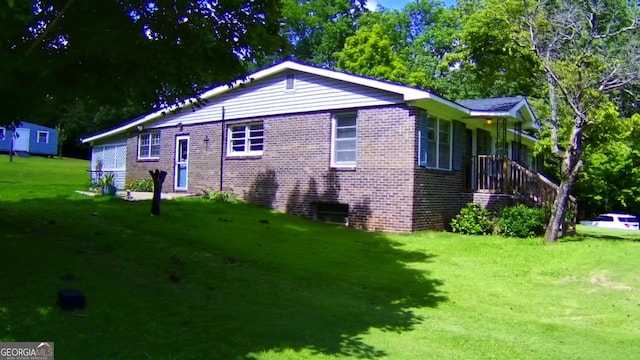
xmin=496 ymin=118 xmax=508 ymax=192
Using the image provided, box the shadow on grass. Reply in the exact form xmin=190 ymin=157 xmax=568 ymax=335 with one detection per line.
xmin=566 ymin=233 xmax=640 ymax=242
xmin=0 ymin=196 xmax=446 ymax=359
xmin=562 ymin=226 xmax=640 ymax=242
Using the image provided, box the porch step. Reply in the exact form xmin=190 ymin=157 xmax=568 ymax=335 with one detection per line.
xmin=14 ymin=151 xmax=30 ymax=157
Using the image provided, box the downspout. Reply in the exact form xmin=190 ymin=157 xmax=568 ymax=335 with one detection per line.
xmin=219 ymin=106 xmax=225 ymax=192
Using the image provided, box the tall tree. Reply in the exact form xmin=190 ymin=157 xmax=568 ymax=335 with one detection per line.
xmin=458 ymin=0 xmax=640 ymax=242
xmin=347 ymin=0 xmax=525 ymax=99
xmin=341 ymin=1 xmax=475 ymax=96
xmin=575 ymin=113 xmax=640 ymax=217
xmin=281 ymin=0 xmax=367 ymax=66
xmin=334 ymin=23 xmax=410 ymax=82
xmin=0 ymin=0 xmax=286 ymax=127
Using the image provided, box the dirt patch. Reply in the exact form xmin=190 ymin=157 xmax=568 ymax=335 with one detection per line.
xmin=590 ymin=275 xmax=636 ymax=291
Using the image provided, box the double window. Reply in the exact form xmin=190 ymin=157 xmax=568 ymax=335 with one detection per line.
xmin=37 ymin=131 xmax=49 ymax=144
xmin=419 ymin=113 xmax=451 ymax=170
xmin=331 ymin=113 xmax=357 ymax=167
xmin=138 ymin=132 xmax=161 ymax=159
xmin=227 ymin=122 xmax=264 ymax=156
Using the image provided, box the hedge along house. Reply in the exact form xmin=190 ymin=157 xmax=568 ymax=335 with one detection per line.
xmin=82 ymin=61 xmax=563 ymax=232
xmin=0 ymin=122 xmax=58 ymax=157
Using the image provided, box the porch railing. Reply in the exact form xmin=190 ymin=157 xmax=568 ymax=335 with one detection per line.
xmin=469 ymin=155 xmax=577 ymax=235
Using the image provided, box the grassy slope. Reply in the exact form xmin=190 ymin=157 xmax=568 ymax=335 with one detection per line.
xmin=0 ymin=155 xmax=638 ymax=359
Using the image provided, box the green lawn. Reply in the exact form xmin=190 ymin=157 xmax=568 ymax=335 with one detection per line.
xmin=1 ymin=154 xmax=639 ymax=359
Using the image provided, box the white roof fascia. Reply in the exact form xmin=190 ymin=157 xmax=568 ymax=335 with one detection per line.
xmin=468 ymin=111 xmax=511 ymax=118
xmin=81 ymin=111 xmax=162 ymax=143
xmin=508 ymin=128 xmax=539 ymax=142
xmin=514 ymin=98 xmax=540 ymax=129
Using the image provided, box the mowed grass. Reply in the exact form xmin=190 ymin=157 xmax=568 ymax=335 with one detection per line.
xmin=0 ymin=154 xmax=639 ymax=359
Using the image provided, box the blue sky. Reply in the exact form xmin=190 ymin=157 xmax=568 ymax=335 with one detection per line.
xmin=366 ymin=0 xmax=457 ymax=10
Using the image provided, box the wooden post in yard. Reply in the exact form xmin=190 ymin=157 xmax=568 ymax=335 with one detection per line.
xmin=149 ymin=169 xmax=167 ymax=215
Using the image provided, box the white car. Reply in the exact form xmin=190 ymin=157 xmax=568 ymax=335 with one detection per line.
xmin=580 ymin=213 xmax=640 ymax=230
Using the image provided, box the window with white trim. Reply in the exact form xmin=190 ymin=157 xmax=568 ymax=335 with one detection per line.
xmin=37 ymin=131 xmax=49 ymax=144
xmin=331 ymin=112 xmax=357 ymax=167
xmin=0 ymin=128 xmax=4 ymax=140
xmin=419 ymin=113 xmax=451 ymax=170
xmin=227 ymin=122 xmax=264 ymax=156
xmin=138 ymin=132 xmax=161 ymax=159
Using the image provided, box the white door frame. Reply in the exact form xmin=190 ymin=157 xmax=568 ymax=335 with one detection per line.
xmin=174 ymin=135 xmax=189 ymax=191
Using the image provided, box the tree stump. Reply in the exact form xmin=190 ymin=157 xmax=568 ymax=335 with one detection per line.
xmin=149 ymin=169 xmax=168 ymax=215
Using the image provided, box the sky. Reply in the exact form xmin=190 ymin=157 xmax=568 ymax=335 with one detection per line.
xmin=365 ymin=0 xmax=457 ymax=11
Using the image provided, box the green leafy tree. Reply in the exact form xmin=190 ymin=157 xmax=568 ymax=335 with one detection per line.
xmin=335 ymin=23 xmax=410 ymax=83
xmin=348 ymin=0 xmax=523 ymax=99
xmin=0 ymin=0 xmax=286 ymax=127
xmin=339 ymin=1 xmax=471 ymax=94
xmin=576 ymin=114 xmax=640 ymax=217
xmin=280 ymin=0 xmax=367 ymax=66
xmin=457 ymin=0 xmax=640 ymax=242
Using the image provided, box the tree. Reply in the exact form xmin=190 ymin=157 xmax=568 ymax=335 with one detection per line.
xmin=337 ymin=1 xmax=472 ymax=94
xmin=55 ymin=123 xmax=66 ymax=157
xmin=335 ymin=24 xmax=410 ymax=82
xmin=0 ymin=0 xmax=286 ymax=127
xmin=280 ymin=0 xmax=367 ymax=66
xmin=458 ymin=0 xmax=640 ymax=242
xmin=346 ymin=0 xmax=524 ymax=99
xmin=575 ymin=113 xmax=640 ymax=218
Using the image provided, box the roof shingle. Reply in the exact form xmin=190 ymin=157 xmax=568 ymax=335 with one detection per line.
xmin=458 ymin=96 xmax=525 ymax=111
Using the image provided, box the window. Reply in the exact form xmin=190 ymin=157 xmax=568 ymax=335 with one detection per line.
xmin=419 ymin=113 xmax=451 ymax=170
xmin=227 ymin=122 xmax=264 ymax=156
xmin=138 ymin=132 xmax=161 ymax=159
xmin=331 ymin=113 xmax=357 ymax=167
xmin=0 ymin=128 xmax=4 ymax=140
xmin=37 ymin=131 xmax=49 ymax=144
xmin=285 ymin=74 xmax=295 ymax=91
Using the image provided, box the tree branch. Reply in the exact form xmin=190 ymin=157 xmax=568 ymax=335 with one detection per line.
xmin=593 ymin=23 xmax=640 ymax=39
xmin=542 ymin=62 xmax=586 ymax=121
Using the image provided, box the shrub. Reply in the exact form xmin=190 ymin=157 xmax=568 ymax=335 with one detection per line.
xmin=202 ymin=188 xmax=241 ymax=204
xmin=498 ymin=204 xmax=545 ymax=238
xmin=450 ymin=203 xmax=494 ymax=235
xmin=127 ymin=179 xmax=154 ymax=192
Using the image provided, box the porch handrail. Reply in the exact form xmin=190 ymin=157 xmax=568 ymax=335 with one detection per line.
xmin=470 ymin=155 xmax=577 ymax=235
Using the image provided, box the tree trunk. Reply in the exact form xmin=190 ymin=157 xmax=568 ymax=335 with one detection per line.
xmin=544 ymin=181 xmax=573 ymax=242
xmin=9 ymin=134 xmax=14 ymax=162
xmin=149 ymin=169 xmax=167 ymax=215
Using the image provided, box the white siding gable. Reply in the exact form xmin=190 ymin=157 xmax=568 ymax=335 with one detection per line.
xmin=147 ymin=71 xmax=404 ymax=129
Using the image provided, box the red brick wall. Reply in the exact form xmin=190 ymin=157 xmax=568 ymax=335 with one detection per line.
xmin=223 ymin=105 xmax=417 ymax=232
xmin=413 ymin=168 xmax=465 ymax=231
xmin=126 ymin=122 xmax=222 ymax=192
xmin=121 ymin=105 xmax=479 ymax=233
xmin=462 ymin=193 xmax=523 ymax=213
xmin=412 ymin=115 xmax=468 ymax=231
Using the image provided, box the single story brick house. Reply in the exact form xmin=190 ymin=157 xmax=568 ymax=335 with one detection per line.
xmin=82 ymin=61 xmax=558 ymax=232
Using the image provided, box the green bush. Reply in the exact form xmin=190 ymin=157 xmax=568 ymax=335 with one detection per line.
xmin=450 ymin=203 xmax=494 ymax=235
xmin=127 ymin=179 xmax=154 ymax=192
xmin=498 ymin=204 xmax=545 ymax=238
xmin=202 ymin=188 xmax=241 ymax=204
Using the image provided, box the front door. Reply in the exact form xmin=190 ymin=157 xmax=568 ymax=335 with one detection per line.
xmin=174 ymin=136 xmax=189 ymax=191
xmin=13 ymin=128 xmax=30 ymax=152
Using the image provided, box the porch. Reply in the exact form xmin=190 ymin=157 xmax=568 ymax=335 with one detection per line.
xmin=464 ymin=155 xmax=577 ymax=235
